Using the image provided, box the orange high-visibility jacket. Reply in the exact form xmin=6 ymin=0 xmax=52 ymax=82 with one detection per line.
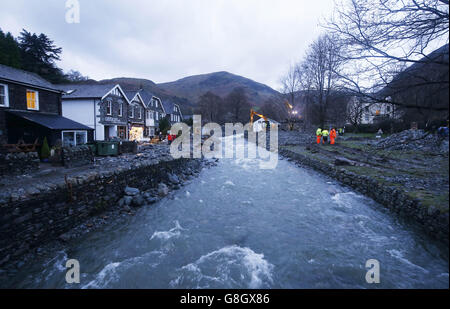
xmin=330 ymin=129 xmax=337 ymax=139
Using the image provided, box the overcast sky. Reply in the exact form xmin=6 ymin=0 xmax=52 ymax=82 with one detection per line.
xmin=0 ymin=0 xmax=335 ymax=90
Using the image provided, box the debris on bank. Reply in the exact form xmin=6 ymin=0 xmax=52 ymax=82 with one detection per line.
xmin=374 ymin=129 xmax=449 ymax=153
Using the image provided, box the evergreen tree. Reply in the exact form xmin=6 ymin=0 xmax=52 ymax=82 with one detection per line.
xmin=0 ymin=29 xmax=22 ymax=69
xmin=159 ymin=117 xmax=170 ymax=135
xmin=40 ymin=137 xmax=50 ymax=159
xmin=18 ymin=29 xmax=66 ymax=83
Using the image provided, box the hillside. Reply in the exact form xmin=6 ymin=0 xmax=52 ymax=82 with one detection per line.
xmin=157 ymin=71 xmax=280 ymax=106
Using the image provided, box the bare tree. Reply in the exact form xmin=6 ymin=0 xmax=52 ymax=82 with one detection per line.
xmin=196 ymin=91 xmax=223 ymax=123
xmin=223 ymin=87 xmax=252 ymax=123
xmin=325 ymin=0 xmax=449 ymax=114
xmin=280 ymin=64 xmax=301 ymax=107
xmin=300 ymin=34 xmax=345 ymax=127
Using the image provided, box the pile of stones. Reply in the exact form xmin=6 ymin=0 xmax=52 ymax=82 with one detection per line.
xmin=375 ymin=129 xmax=449 ymax=153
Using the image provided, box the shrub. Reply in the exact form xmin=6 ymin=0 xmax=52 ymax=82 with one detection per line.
xmin=40 ymin=136 xmax=50 ymax=159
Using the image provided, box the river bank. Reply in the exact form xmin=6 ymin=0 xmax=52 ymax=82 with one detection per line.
xmin=0 ymin=144 xmax=214 ymax=270
xmin=277 ymin=130 xmax=449 ymax=244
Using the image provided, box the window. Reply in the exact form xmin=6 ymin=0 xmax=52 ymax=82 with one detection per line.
xmin=138 ymin=107 xmax=142 ymax=119
xmin=26 ymin=90 xmax=39 ymax=110
xmin=111 ymin=87 xmax=120 ymax=96
xmin=0 ymin=84 xmax=9 ymax=107
xmin=386 ymin=106 xmax=391 ymax=112
xmin=62 ymin=131 xmax=87 ymax=147
xmin=118 ymin=126 xmax=127 ymax=139
xmin=155 ymin=112 xmax=159 ymax=120
xmin=129 ymin=105 xmax=134 ymax=118
xmin=106 ymin=101 xmax=112 ymax=115
xmin=118 ymin=103 xmax=123 ymax=117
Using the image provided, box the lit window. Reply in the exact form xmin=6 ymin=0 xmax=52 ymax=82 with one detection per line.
xmin=26 ymin=89 xmax=39 ymax=110
xmin=0 ymin=84 xmax=9 ymax=107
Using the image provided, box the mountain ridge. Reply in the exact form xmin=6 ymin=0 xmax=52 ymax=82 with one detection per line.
xmin=92 ymin=71 xmax=280 ymax=115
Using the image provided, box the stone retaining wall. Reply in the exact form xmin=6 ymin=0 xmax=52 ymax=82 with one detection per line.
xmin=0 ymin=157 xmax=201 ymax=265
xmin=62 ymin=145 xmax=94 ymax=168
xmin=119 ymin=141 xmax=138 ymax=154
xmin=0 ymin=152 xmax=40 ymax=176
xmin=279 ymin=148 xmax=449 ymax=244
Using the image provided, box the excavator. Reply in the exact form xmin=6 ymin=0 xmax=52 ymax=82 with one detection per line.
xmin=250 ymin=109 xmax=270 ymax=131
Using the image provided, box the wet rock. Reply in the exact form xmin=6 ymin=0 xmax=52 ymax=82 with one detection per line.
xmin=132 ymin=195 xmax=145 ymax=207
xmin=158 ymin=183 xmax=169 ymax=197
xmin=123 ymin=196 xmax=133 ymax=206
xmin=334 ymin=157 xmax=354 ymax=166
xmin=146 ymin=196 xmax=159 ymax=204
xmin=168 ymin=173 xmax=180 ymax=184
xmin=124 ymin=186 xmax=140 ymax=196
xmin=58 ymin=233 xmax=71 ymax=242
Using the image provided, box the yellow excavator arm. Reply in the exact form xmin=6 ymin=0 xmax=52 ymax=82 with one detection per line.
xmin=250 ymin=109 xmax=268 ymax=125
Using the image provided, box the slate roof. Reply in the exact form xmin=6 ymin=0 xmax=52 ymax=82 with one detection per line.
xmin=0 ymin=64 xmax=62 ymax=92
xmin=58 ymin=84 xmax=117 ymax=99
xmin=8 ymin=110 xmax=93 ymax=130
xmin=123 ymin=90 xmax=139 ymax=102
xmin=162 ymin=100 xmax=182 ymax=119
xmin=138 ymin=89 xmax=154 ymax=105
xmin=162 ymin=100 xmax=175 ymax=113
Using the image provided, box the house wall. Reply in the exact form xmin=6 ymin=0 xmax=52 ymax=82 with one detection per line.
xmin=0 ymin=81 xmax=61 ymax=142
xmin=62 ymin=92 xmax=130 ymax=142
xmin=98 ymin=94 xmax=128 ymax=127
xmin=62 ymin=99 xmax=95 ymax=129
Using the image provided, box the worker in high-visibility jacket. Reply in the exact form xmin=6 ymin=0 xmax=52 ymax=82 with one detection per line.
xmin=316 ymin=128 xmax=322 ymax=144
xmin=330 ymin=128 xmax=337 ymax=145
xmin=321 ymin=129 xmax=329 ymax=144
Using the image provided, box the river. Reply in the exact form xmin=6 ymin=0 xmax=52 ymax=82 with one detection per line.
xmin=6 ymin=136 xmax=449 ymax=288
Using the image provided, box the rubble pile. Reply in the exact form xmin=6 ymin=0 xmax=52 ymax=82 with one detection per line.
xmin=375 ymin=129 xmax=449 ymax=153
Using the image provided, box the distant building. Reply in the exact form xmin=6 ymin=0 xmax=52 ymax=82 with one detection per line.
xmin=252 ymin=117 xmax=280 ymax=132
xmin=346 ymin=95 xmax=399 ymax=125
xmin=59 ymin=83 xmax=130 ymax=141
xmin=162 ymin=100 xmax=183 ymax=126
xmin=124 ymin=90 xmax=146 ymax=141
xmin=138 ymin=89 xmax=165 ymax=139
xmin=0 ymin=64 xmax=93 ymax=147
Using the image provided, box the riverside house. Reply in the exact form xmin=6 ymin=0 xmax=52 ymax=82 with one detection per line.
xmin=0 ymin=64 xmax=93 ymax=148
xmin=162 ymin=100 xmax=183 ymax=126
xmin=60 ymin=84 xmax=130 ymax=141
xmin=139 ymin=89 xmax=165 ymax=139
xmin=124 ymin=90 xmax=146 ymax=141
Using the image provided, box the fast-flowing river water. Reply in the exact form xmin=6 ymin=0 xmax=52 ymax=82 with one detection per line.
xmin=6 ymin=136 xmax=449 ymax=288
